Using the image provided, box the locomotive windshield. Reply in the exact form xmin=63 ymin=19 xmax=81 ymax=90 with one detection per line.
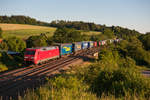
xmin=25 ymin=51 xmax=35 ymax=55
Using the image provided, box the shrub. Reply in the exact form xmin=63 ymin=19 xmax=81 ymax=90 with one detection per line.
xmin=53 ymin=28 xmax=82 ymax=43
xmin=20 ymin=74 xmax=99 ymax=100
xmin=48 ymin=74 xmax=84 ymax=90
xmin=139 ymin=33 xmax=150 ymax=50
xmin=0 ymin=63 xmax=8 ymax=72
xmin=0 ymin=37 xmax=26 ymax=52
xmin=117 ymin=39 xmax=150 ymax=67
xmin=26 ymin=35 xmax=48 ymax=48
xmin=92 ymin=67 xmax=150 ymax=98
xmin=0 ymin=52 xmax=23 ymax=69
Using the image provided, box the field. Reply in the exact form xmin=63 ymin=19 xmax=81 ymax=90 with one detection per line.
xmin=0 ymin=24 xmax=56 ymax=39
xmin=80 ymin=30 xmax=101 ymax=35
xmin=0 ymin=24 xmax=101 ymax=39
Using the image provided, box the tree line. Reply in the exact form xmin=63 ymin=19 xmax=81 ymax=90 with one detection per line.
xmin=0 ymin=15 xmax=49 ymax=26
xmin=0 ymin=15 xmax=142 ymax=38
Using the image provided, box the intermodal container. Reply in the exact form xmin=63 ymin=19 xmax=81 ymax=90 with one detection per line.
xmin=88 ymin=41 xmax=94 ymax=48
xmin=93 ymin=41 xmax=97 ymax=47
xmin=82 ymin=42 xmax=88 ymax=49
xmin=73 ymin=42 xmax=82 ymax=52
xmin=58 ymin=43 xmax=73 ymax=56
xmin=101 ymin=40 xmax=106 ymax=45
xmin=98 ymin=41 xmax=101 ymax=46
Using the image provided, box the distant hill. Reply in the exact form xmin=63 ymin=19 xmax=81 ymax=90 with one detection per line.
xmin=0 ymin=15 xmax=49 ymax=26
xmin=0 ymin=15 xmax=142 ymax=39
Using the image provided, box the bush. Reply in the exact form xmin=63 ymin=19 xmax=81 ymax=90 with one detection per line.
xmin=139 ymin=33 xmax=150 ymax=50
xmin=53 ymin=28 xmax=82 ymax=43
xmin=117 ymin=39 xmax=150 ymax=67
xmin=26 ymin=35 xmax=48 ymax=48
xmin=20 ymin=74 xmax=99 ymax=100
xmin=91 ymin=67 xmax=150 ymax=98
xmin=0 ymin=52 xmax=23 ymax=69
xmin=0 ymin=63 xmax=8 ymax=72
xmin=48 ymin=75 xmax=83 ymax=90
xmin=0 ymin=37 xmax=26 ymax=52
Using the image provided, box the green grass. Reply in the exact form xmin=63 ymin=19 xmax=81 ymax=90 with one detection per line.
xmin=2 ymin=28 xmax=56 ymax=39
xmin=2 ymin=29 xmax=101 ymax=39
xmin=0 ymin=23 xmax=56 ymax=39
xmin=80 ymin=30 xmax=101 ymax=35
xmin=0 ymin=24 xmax=101 ymax=39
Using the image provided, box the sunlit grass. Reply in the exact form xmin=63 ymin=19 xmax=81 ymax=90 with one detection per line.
xmin=80 ymin=30 xmax=101 ymax=35
xmin=0 ymin=23 xmax=56 ymax=39
xmin=0 ymin=24 xmax=101 ymax=39
xmin=2 ymin=29 xmax=55 ymax=39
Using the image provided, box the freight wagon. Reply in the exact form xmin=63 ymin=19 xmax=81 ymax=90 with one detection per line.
xmin=24 ymin=46 xmax=60 ymax=64
xmin=98 ymin=41 xmax=101 ymax=46
xmin=93 ymin=41 xmax=97 ymax=47
xmin=55 ymin=43 xmax=73 ymax=56
xmin=88 ymin=41 xmax=94 ymax=48
xmin=73 ymin=42 xmax=82 ymax=52
xmin=101 ymin=40 xmax=106 ymax=45
xmin=82 ymin=41 xmax=89 ymax=49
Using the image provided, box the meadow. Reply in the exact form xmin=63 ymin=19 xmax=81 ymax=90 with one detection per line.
xmin=0 ymin=24 xmax=56 ymax=39
xmin=0 ymin=24 xmax=101 ymax=39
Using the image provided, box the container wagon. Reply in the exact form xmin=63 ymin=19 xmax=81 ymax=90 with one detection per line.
xmin=73 ymin=42 xmax=82 ymax=52
xmin=88 ymin=41 xmax=94 ymax=48
xmin=98 ymin=41 xmax=101 ymax=46
xmin=24 ymin=46 xmax=60 ymax=64
xmin=82 ymin=42 xmax=89 ymax=49
xmin=55 ymin=43 xmax=73 ymax=56
xmin=101 ymin=40 xmax=106 ymax=45
xmin=93 ymin=41 xmax=97 ymax=47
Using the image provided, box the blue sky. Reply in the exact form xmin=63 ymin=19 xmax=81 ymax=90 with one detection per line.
xmin=0 ymin=0 xmax=150 ymax=33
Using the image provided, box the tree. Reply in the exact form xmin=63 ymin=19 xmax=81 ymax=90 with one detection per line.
xmin=103 ymin=28 xmax=114 ymax=38
xmin=53 ymin=28 xmax=82 ymax=43
xmin=0 ymin=41 xmax=8 ymax=50
xmin=139 ymin=33 xmax=150 ymax=50
xmin=0 ymin=37 xmax=26 ymax=52
xmin=0 ymin=28 xmax=2 ymax=38
xmin=26 ymin=35 xmax=48 ymax=48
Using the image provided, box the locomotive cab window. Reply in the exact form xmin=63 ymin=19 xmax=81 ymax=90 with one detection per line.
xmin=25 ymin=51 xmax=35 ymax=55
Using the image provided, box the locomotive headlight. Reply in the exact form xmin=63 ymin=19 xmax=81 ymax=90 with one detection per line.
xmin=24 ymin=57 xmax=28 ymax=58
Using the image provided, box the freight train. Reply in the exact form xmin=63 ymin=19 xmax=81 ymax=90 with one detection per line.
xmin=24 ymin=39 xmax=121 ymax=64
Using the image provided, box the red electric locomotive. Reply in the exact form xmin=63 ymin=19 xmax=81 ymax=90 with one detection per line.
xmin=24 ymin=46 xmax=60 ymax=64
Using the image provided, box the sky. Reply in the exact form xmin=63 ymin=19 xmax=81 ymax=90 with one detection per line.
xmin=0 ymin=0 xmax=150 ymax=33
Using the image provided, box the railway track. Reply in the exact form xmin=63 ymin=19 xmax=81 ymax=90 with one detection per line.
xmin=0 ymin=47 xmax=101 ymax=100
